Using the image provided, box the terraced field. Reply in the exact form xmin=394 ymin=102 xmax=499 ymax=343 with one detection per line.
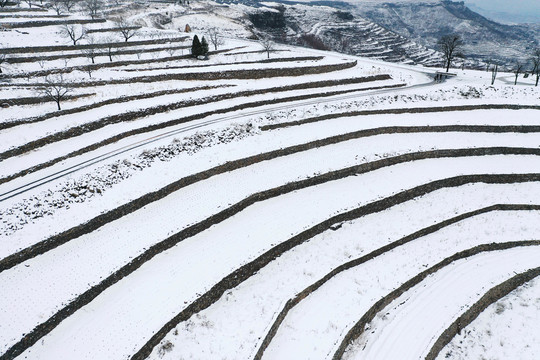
xmin=1 ymin=2 xmax=540 ymax=360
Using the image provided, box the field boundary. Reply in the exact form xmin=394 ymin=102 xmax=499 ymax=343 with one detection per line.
xmin=261 ymin=104 xmax=540 ymax=131
xmin=332 ymin=243 xmax=540 ymax=360
xmin=252 ymin=205 xmax=540 ymax=359
xmin=425 ymin=269 xmax=540 ymax=360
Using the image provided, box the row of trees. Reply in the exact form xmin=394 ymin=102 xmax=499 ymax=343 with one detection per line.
xmin=438 ymin=33 xmax=540 ymax=86
xmin=60 ymin=18 xmax=137 ymax=46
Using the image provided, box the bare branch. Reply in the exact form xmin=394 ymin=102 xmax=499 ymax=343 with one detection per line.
xmin=207 ymin=27 xmax=224 ymax=51
xmin=259 ymin=35 xmax=274 ymax=59
xmin=114 ymin=16 xmax=138 ymax=42
xmin=51 ymin=0 xmax=64 ymax=15
xmin=84 ymin=0 xmax=102 ymax=19
xmin=36 ymin=74 xmax=73 ymax=110
xmin=438 ymin=34 xmax=464 ymax=73
xmin=81 ymin=35 xmax=99 ymax=63
xmin=60 ymin=24 xmax=87 ymax=45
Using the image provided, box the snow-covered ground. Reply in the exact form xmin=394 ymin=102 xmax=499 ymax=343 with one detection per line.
xmin=0 ymin=2 xmax=539 ymax=360
xmin=439 ymin=278 xmax=540 ymax=360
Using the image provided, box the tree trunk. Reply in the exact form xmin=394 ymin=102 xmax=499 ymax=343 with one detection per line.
xmin=514 ymin=74 xmax=518 ymax=85
xmin=56 ymin=100 xmax=61 ymax=110
xmin=446 ymin=59 xmax=450 ymax=73
xmin=536 ymin=74 xmax=539 ymax=87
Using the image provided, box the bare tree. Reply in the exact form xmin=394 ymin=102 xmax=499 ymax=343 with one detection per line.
xmin=62 ymin=0 xmax=78 ymax=11
xmin=491 ymin=64 xmax=498 ymax=86
xmin=51 ymin=0 xmax=64 ymax=15
xmin=485 ymin=58 xmax=492 ymax=72
xmin=207 ymin=27 xmax=224 ymax=51
xmin=102 ymin=36 xmax=117 ymax=62
xmin=0 ymin=0 xmax=10 ymax=8
xmin=0 ymin=53 xmax=7 ymax=74
xmin=531 ymin=48 xmax=540 ymax=87
xmin=84 ymin=0 xmax=102 ymax=19
xmin=83 ymin=65 xmax=93 ymax=78
xmin=165 ymin=47 xmax=176 ymax=57
xmin=82 ymin=36 xmax=99 ymax=63
xmin=36 ymin=75 xmax=73 ymax=110
xmin=37 ymin=56 xmax=46 ymax=68
xmin=259 ymin=36 xmax=274 ymax=59
xmin=115 ymin=17 xmax=138 ymax=42
xmin=438 ymin=34 xmax=464 ymax=73
xmin=513 ymin=61 xmax=523 ymax=85
xmin=60 ymin=24 xmax=86 ymax=45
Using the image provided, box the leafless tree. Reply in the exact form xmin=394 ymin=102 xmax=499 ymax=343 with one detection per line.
xmin=0 ymin=53 xmax=7 ymax=74
xmin=62 ymin=0 xmax=78 ymax=11
xmin=51 ymin=0 xmax=64 ymax=15
xmin=83 ymin=65 xmax=93 ymax=78
xmin=438 ymin=34 xmax=464 ymax=73
xmin=0 ymin=0 xmax=10 ymax=8
xmin=165 ymin=47 xmax=176 ymax=57
xmin=36 ymin=74 xmax=73 ymax=110
xmin=491 ymin=65 xmax=498 ymax=85
xmin=531 ymin=48 xmax=540 ymax=87
xmin=60 ymin=24 xmax=86 ymax=45
xmin=102 ymin=36 xmax=117 ymax=62
xmin=259 ymin=36 xmax=274 ymax=59
xmin=84 ymin=0 xmax=102 ymax=19
xmin=115 ymin=16 xmax=138 ymax=42
xmin=82 ymin=36 xmax=99 ymax=63
xmin=37 ymin=56 xmax=46 ymax=68
xmin=207 ymin=27 xmax=224 ymax=51
xmin=513 ymin=61 xmax=523 ymax=85
xmin=485 ymin=58 xmax=492 ymax=72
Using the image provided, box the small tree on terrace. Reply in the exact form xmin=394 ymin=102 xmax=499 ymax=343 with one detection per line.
xmin=102 ymin=36 xmax=117 ymax=62
xmin=36 ymin=74 xmax=73 ymax=110
xmin=259 ymin=36 xmax=274 ymax=59
xmin=200 ymin=36 xmax=209 ymax=55
xmin=191 ymin=34 xmax=202 ymax=56
xmin=513 ymin=61 xmax=523 ymax=85
xmin=61 ymin=24 xmax=86 ymax=45
xmin=62 ymin=0 xmax=78 ymax=12
xmin=115 ymin=16 xmax=138 ymax=42
xmin=51 ymin=0 xmax=64 ymax=15
xmin=84 ymin=0 xmax=102 ymax=19
xmin=530 ymin=48 xmax=540 ymax=87
xmin=81 ymin=35 xmax=99 ymax=63
xmin=438 ymin=34 xmax=464 ymax=73
xmin=207 ymin=27 xmax=224 ymax=51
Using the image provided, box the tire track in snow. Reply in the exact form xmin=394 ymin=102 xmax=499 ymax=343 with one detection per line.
xmin=3 ymin=170 xmax=540 ymax=358
xmin=0 ymin=83 xmax=401 ymax=188
xmin=251 ymin=205 xmax=540 ymax=360
xmin=128 ymin=175 xmax=540 ymax=360
xmin=425 ymin=270 xmax=540 ymax=360
xmin=332 ymin=244 xmax=540 ymax=360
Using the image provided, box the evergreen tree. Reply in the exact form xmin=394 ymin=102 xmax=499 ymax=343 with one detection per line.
xmin=201 ymin=36 xmax=209 ymax=55
xmin=191 ymin=35 xmax=202 ymax=56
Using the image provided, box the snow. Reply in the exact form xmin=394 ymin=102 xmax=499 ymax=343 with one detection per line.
xmin=148 ymin=194 xmax=540 ymax=360
xmin=344 ymin=247 xmax=540 ymax=360
xmin=438 ymin=278 xmax=540 ymax=360
xmin=9 ymin=155 xmax=540 ymax=360
xmin=1 ymin=3 xmax=539 ymax=359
